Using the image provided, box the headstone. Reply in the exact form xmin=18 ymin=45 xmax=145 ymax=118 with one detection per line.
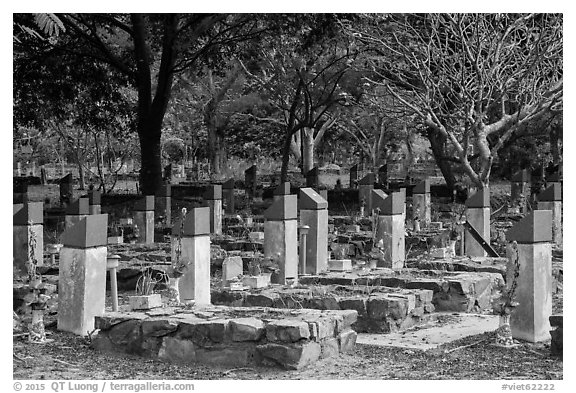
xmin=203 ymin=184 xmax=222 ymax=235
xmin=511 ymin=169 xmax=531 ymax=213
xmin=506 ymin=210 xmax=553 ymax=343
xmin=373 ymin=191 xmax=405 ymax=268
xmin=412 ymin=179 xmax=431 ymax=228
xmin=222 ymin=178 xmax=235 ymax=214
xmin=155 ymin=184 xmax=172 ymax=226
xmin=13 ymin=181 xmax=28 ymax=204
xmin=222 ymin=256 xmax=243 ymax=284
xmin=306 ymin=167 xmax=320 ymax=189
xmin=171 ymin=207 xmax=211 ymax=305
xmin=88 ymin=190 xmax=101 ymax=215
xmin=349 ymin=164 xmax=359 ymax=189
xmin=58 ymin=214 xmax=108 ymax=336
xmin=244 ymin=165 xmax=257 ymax=198
xmin=299 ymin=188 xmax=329 ymax=274
xmin=13 ymin=202 xmax=44 ymax=275
xmin=537 ymin=184 xmax=562 ymax=246
xmin=163 ymin=164 xmax=173 ymax=182
xmin=358 ymin=173 xmax=375 ymax=216
xmin=264 ymin=194 xmax=298 ymax=284
xmin=65 ymin=197 xmax=89 ymax=230
xmin=273 ymin=182 xmax=291 ymax=201
xmin=134 ymin=195 xmax=155 ymax=244
xmin=40 ymin=165 xmax=47 ymax=185
xmin=59 ymin=173 xmax=73 ymax=206
xmin=465 ymin=186 xmax=490 ymax=257
xmin=378 ymin=164 xmax=388 ymax=185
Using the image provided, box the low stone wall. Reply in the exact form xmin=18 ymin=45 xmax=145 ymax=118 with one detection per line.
xmin=299 ymin=268 xmax=504 ymax=313
xmin=211 ymin=285 xmax=434 ymax=333
xmin=93 ymin=306 xmax=357 ymax=370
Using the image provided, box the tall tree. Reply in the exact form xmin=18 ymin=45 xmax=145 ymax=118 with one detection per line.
xmin=346 ymin=13 xmax=563 ymax=187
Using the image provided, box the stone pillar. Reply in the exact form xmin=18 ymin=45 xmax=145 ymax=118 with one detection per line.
xmin=244 ymin=165 xmax=257 ymax=199
xmin=358 ymin=173 xmax=375 ymax=216
xmin=378 ymin=164 xmax=388 ymax=186
xmin=204 ymin=184 xmax=222 ymax=235
xmin=465 ymin=186 xmax=490 ymax=257
xmin=155 ymin=184 xmax=172 ymax=226
xmin=412 ymin=179 xmax=431 ymax=228
xmin=222 ymin=178 xmax=235 ymax=214
xmin=299 ymin=188 xmax=329 ymax=274
xmin=88 ymin=190 xmax=101 ymax=215
xmin=273 ymin=182 xmax=291 ymax=202
xmin=537 ymin=184 xmax=562 ymax=247
xmin=58 ymin=214 xmax=108 ymax=336
xmin=349 ymin=164 xmax=359 ymax=189
xmin=59 ymin=173 xmax=73 ymax=206
xmin=264 ymin=194 xmax=298 ymax=284
xmin=306 ymin=167 xmax=320 ymax=189
xmin=171 ymin=207 xmax=211 ymax=305
xmin=506 ymin=211 xmax=553 ymax=342
xmin=372 ymin=190 xmax=405 ymax=268
xmin=13 ymin=202 xmax=44 ymax=275
xmin=511 ymin=169 xmax=531 ymax=213
xmin=134 ymin=196 xmax=155 ymax=244
xmin=14 ymin=182 xmax=28 ymax=204
xmin=65 ymin=197 xmax=89 ymax=230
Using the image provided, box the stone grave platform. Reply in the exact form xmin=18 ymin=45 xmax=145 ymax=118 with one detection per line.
xmin=415 ymin=256 xmax=507 ymax=276
xmin=92 ymin=305 xmax=357 ymax=370
xmin=211 ymin=284 xmax=434 ymax=333
xmin=299 ymin=268 xmax=504 ymax=313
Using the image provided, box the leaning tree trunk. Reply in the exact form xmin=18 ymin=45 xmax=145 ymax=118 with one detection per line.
xmin=427 ymin=127 xmax=457 ymax=189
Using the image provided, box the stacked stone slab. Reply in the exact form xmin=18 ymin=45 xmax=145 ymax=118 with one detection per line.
xmin=58 ymin=214 xmax=108 ymax=335
xmin=134 ymin=195 xmax=155 ymax=244
xmin=358 ymin=173 xmax=375 ymax=216
xmin=412 ymin=179 xmax=431 ymax=228
xmin=264 ymin=194 xmax=298 ymax=284
xmin=299 ymin=188 xmax=329 ymax=275
xmin=537 ymin=183 xmax=562 ymax=247
xmin=222 ymin=179 xmax=235 ymax=214
xmin=204 ymin=184 xmax=223 ymax=235
xmin=465 ymin=187 xmax=490 ymax=257
xmin=506 ymin=210 xmax=553 ymax=342
xmin=244 ymin=165 xmax=257 ymax=199
xmin=13 ymin=202 xmax=44 ymax=275
xmin=155 ymin=184 xmax=172 ymax=226
xmin=171 ymin=207 xmax=211 ymax=305
xmin=65 ymin=197 xmax=89 ymax=230
xmin=372 ymin=190 xmax=405 ymax=268
xmin=88 ymin=190 xmax=101 ymax=214
xmin=511 ymin=169 xmax=531 ymax=212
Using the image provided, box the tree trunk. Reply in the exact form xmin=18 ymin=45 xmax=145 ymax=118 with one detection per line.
xmin=138 ymin=126 xmax=163 ymax=195
xmin=427 ymin=127 xmax=457 ymax=189
xmin=302 ymin=127 xmax=315 ymax=173
xmin=280 ymin=128 xmax=296 ymax=182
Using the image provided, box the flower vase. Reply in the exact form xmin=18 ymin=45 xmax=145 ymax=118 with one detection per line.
xmin=28 ymin=308 xmax=46 ymax=343
xmin=166 ymin=276 xmax=181 ymax=306
xmin=495 ymin=313 xmax=516 ymax=347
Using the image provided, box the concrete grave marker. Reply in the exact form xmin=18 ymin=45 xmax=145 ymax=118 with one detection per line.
xmin=134 ymin=195 xmax=155 ymax=244
xmin=204 ymin=184 xmax=223 ymax=235
xmin=373 ymin=191 xmax=405 ymax=268
xmin=222 ymin=178 xmax=235 ymax=214
xmin=412 ymin=178 xmax=431 ymax=228
xmin=58 ymin=214 xmax=108 ymax=336
xmin=299 ymin=188 xmax=329 ymax=275
xmin=358 ymin=173 xmax=375 ymax=216
xmin=264 ymin=194 xmax=298 ymax=284
xmin=13 ymin=202 xmax=44 ymax=275
xmin=537 ymin=183 xmax=562 ymax=246
xmin=65 ymin=197 xmax=89 ymax=230
xmin=88 ymin=190 xmax=101 ymax=215
xmin=171 ymin=207 xmax=211 ymax=305
xmin=155 ymin=184 xmax=172 ymax=226
xmin=506 ymin=210 xmax=553 ymax=343
xmin=465 ymin=187 xmax=490 ymax=257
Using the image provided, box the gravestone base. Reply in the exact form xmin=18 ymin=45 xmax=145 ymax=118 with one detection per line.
xmin=537 ymin=201 xmax=562 ymax=247
xmin=65 ymin=214 xmax=88 ymax=231
xmin=13 ymin=224 xmax=44 ymax=275
xmin=134 ymin=211 xmax=154 ymax=244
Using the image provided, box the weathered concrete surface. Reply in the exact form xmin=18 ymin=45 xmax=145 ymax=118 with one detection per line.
xmin=93 ymin=306 xmax=357 ymax=370
xmin=356 ymin=313 xmax=498 ymax=350
xmin=465 ymin=207 xmax=490 ymax=257
xmin=412 ymin=193 xmax=431 ymax=227
xmin=13 ymin=224 xmax=43 ymax=275
xmin=171 ymin=236 xmax=211 ymax=305
xmin=58 ymin=246 xmax=107 ymax=335
xmin=207 ymin=199 xmax=223 ymax=235
xmin=300 ymin=209 xmax=329 ymax=274
xmin=537 ymin=201 xmax=562 ymax=247
xmin=375 ymin=214 xmax=405 ymax=269
xmin=264 ymin=220 xmax=298 ymax=283
xmin=134 ymin=211 xmax=154 ymax=244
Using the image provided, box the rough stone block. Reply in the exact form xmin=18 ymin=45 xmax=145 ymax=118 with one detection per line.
xmin=229 ymin=318 xmax=265 ymax=341
xmin=177 ymin=320 xmax=228 ymax=344
xmin=299 ymin=187 xmax=328 ymax=210
xmin=265 ymin=320 xmax=310 ymax=342
xmin=257 ymin=341 xmax=321 ymax=370
xmin=338 ymin=329 xmax=357 ymax=353
xmin=338 ymin=297 xmax=367 ymax=317
xmin=242 ymin=275 xmax=270 ymax=289
xmin=506 ymin=210 xmax=552 ymax=244
xmin=141 ymin=318 xmax=179 ymax=337
xmin=134 ymin=195 xmax=155 ymax=211
xmin=328 ymin=259 xmax=352 ymax=272
xmin=128 ymin=294 xmax=162 ymax=310
xmin=222 ymin=256 xmax=244 ymax=282
xmin=13 ymin=202 xmax=43 ymax=225
xmin=320 ymin=337 xmax=339 ymax=358
xmin=195 ymin=344 xmax=256 ymax=366
xmin=158 ymin=337 xmax=196 ymax=363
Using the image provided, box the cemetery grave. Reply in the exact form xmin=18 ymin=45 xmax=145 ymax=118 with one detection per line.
xmin=13 ymin=165 xmax=563 ymax=378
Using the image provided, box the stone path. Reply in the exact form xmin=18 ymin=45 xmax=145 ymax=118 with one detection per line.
xmin=356 ymin=312 xmax=498 ymax=350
